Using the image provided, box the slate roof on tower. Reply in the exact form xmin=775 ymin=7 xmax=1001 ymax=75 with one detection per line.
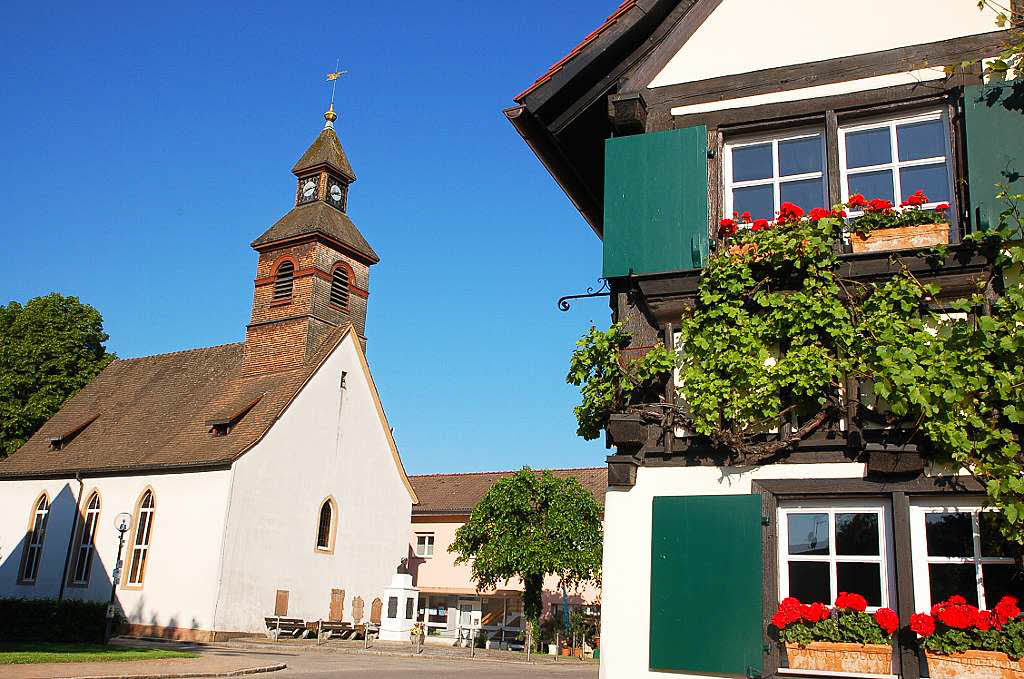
xmin=409 ymin=467 xmax=607 ymax=514
xmin=292 ymin=121 xmax=357 ymax=181
xmin=251 ymin=201 xmax=379 ymax=263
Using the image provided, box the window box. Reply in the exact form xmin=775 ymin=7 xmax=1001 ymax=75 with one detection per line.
xmin=850 ymin=221 xmax=949 ymax=254
xmin=925 ymin=649 xmax=1024 ymax=679
xmin=785 ymin=641 xmax=893 ymax=675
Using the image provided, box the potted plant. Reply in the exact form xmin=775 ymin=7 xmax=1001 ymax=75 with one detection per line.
xmin=910 ymin=595 xmax=1024 ymax=678
xmin=409 ymin=622 xmax=424 ymax=646
xmin=771 ymin=593 xmax=898 ymax=673
xmin=846 ymin=191 xmax=950 ymax=253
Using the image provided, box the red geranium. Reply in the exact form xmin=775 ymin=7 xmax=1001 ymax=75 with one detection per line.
xmin=752 ymin=219 xmax=770 ymax=232
xmin=803 ymin=602 xmax=830 ymax=623
xmin=847 ymin=194 xmax=869 ymax=209
xmin=771 ymin=597 xmax=805 ymax=629
xmin=778 ymin=202 xmax=805 ymax=222
xmin=935 ymin=203 xmax=950 ymax=212
xmin=874 ymin=608 xmax=900 ymax=635
xmin=910 ymin=613 xmax=937 ymax=637
xmin=906 ymin=190 xmax=929 ymax=206
xmin=866 ymin=198 xmax=894 ymax=213
xmin=936 ymin=601 xmax=979 ymax=630
xmin=831 ymin=208 xmax=847 ymax=218
xmin=719 ymin=218 xmax=738 ymax=238
xmin=741 ymin=211 xmax=752 ymax=224
xmin=977 ymin=610 xmax=993 ymax=631
xmin=995 ymin=596 xmax=1021 ymax=626
xmin=808 ymin=207 xmax=830 ymax=222
xmin=835 ymin=592 xmax=868 ymax=613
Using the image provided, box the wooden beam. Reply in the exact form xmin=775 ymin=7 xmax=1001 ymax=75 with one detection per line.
xmin=621 ymin=0 xmax=723 ymax=92
xmin=644 ymin=30 xmax=1013 ymax=110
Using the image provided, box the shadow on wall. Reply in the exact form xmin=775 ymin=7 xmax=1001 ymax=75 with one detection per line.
xmin=0 ymin=482 xmax=115 ymax=620
xmin=406 ymin=544 xmax=424 ymax=585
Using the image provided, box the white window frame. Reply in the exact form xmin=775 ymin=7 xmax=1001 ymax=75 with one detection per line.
xmin=20 ymin=494 xmax=50 ymax=583
xmin=72 ymin=492 xmax=101 ymax=585
xmin=415 ymin=532 xmax=435 ymax=558
xmin=127 ymin=491 xmax=155 ymax=586
xmin=909 ymin=500 xmax=1017 ymax=610
xmin=838 ymin=109 xmax=955 ymax=214
xmin=723 ymin=128 xmax=828 ymax=222
xmin=777 ymin=499 xmax=896 ymax=610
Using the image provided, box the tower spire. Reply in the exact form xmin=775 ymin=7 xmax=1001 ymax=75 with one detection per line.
xmin=324 ymin=60 xmax=347 ymax=130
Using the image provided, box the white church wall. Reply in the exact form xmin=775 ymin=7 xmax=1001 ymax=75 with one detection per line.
xmin=648 ymin=0 xmax=999 ymax=91
xmin=598 ymin=462 xmax=867 ymax=679
xmin=213 ymin=334 xmax=414 ymax=633
xmin=0 ymin=469 xmax=231 ymax=637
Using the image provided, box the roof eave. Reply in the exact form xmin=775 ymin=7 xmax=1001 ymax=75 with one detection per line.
xmin=504 ymin=106 xmax=603 ymax=237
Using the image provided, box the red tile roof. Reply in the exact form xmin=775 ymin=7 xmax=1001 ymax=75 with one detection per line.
xmin=410 ymin=467 xmax=607 ymax=514
xmin=515 ymin=0 xmax=638 ymax=103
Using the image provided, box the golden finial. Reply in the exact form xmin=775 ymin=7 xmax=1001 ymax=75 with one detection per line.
xmin=324 ymin=59 xmax=347 ymax=129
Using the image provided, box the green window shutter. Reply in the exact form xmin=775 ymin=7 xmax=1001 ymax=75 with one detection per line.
xmin=650 ymin=494 xmax=763 ymax=676
xmin=964 ymin=80 xmax=1024 ymax=232
xmin=603 ymin=126 xmax=709 ymax=278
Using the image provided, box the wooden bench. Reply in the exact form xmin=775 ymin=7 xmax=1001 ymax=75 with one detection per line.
xmin=309 ymin=620 xmax=356 ymax=640
xmin=264 ymin=616 xmax=309 ymax=640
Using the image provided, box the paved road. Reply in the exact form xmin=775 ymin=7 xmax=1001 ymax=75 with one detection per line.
xmin=218 ymin=646 xmax=598 ymax=678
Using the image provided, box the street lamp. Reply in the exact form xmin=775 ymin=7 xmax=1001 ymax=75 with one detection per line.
xmin=104 ymin=512 xmax=132 ymax=643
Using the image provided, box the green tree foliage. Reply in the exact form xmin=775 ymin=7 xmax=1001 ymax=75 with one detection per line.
xmin=448 ymin=468 xmax=603 ymax=645
xmin=567 ymin=324 xmax=675 ymax=440
xmin=0 ymin=294 xmax=115 ymax=457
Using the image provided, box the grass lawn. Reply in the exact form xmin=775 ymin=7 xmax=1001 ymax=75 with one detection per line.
xmin=0 ymin=642 xmax=199 ymax=665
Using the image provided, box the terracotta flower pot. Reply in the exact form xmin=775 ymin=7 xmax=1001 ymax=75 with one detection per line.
xmin=926 ymin=650 xmax=1024 ymax=679
xmin=850 ymin=222 xmax=949 ymax=253
xmin=560 ymin=647 xmax=571 ymax=656
xmin=785 ymin=641 xmax=893 ymax=674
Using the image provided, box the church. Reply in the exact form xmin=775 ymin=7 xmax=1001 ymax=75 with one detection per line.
xmin=0 ymin=106 xmax=419 ymax=640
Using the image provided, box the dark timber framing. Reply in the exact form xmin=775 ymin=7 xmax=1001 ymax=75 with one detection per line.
xmin=752 ymin=476 xmax=986 ymax=679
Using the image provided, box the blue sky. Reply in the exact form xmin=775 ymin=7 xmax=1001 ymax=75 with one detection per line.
xmin=0 ymin=2 xmax=619 ymax=474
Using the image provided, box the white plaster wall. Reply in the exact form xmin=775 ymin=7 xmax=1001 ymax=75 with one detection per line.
xmin=649 ymin=0 xmax=999 ymax=89
xmin=598 ymin=463 xmax=867 ymax=679
xmin=213 ymin=335 xmax=414 ymax=632
xmin=0 ymin=470 xmax=231 ymax=633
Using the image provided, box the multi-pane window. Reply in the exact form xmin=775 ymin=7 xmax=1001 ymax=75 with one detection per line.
xmin=127 ymin=490 xmax=155 ymax=585
xmin=273 ymin=261 xmax=294 ymax=302
xmin=316 ymin=499 xmax=334 ymax=551
xmin=778 ymin=501 xmax=894 ymax=608
xmin=724 ymin=131 xmax=828 ymax=221
xmin=72 ymin=492 xmax=101 ymax=585
xmin=20 ymin=494 xmax=50 ymax=583
xmin=839 ymin=111 xmax=953 ymax=209
xmin=415 ymin=533 xmax=435 ymax=558
xmin=911 ymin=503 xmax=1024 ymax=609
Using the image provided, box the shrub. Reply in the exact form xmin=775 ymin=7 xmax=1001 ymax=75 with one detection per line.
xmin=0 ymin=597 xmax=108 ymax=643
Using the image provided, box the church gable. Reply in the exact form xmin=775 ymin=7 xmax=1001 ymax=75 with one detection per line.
xmin=647 ymin=0 xmax=1000 ymax=88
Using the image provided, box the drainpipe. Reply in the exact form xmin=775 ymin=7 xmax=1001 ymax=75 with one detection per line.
xmin=57 ymin=472 xmax=84 ymax=601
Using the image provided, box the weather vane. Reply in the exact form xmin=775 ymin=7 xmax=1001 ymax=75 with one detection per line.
xmin=325 ymin=59 xmax=348 ymax=110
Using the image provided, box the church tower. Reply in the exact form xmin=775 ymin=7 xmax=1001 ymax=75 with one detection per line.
xmin=242 ymin=106 xmax=379 ymax=376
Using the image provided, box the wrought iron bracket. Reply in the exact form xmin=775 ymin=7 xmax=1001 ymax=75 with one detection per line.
xmin=557 ymin=278 xmax=612 ymax=311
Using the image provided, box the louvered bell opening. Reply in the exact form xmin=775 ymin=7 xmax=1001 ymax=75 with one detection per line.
xmin=273 ymin=262 xmax=294 ymax=302
xmin=330 ymin=267 xmax=349 ymax=309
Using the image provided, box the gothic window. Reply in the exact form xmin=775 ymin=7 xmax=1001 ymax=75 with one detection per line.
xmin=19 ymin=493 xmax=50 ymax=583
xmin=273 ymin=261 xmax=294 ymax=302
xmin=330 ymin=264 xmax=350 ymax=310
xmin=71 ymin=492 xmax=101 ymax=585
xmin=126 ymin=490 xmax=155 ymax=586
xmin=316 ymin=497 xmax=337 ymax=553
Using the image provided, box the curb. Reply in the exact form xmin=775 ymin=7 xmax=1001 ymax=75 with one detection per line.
xmin=63 ymin=663 xmax=287 ymax=679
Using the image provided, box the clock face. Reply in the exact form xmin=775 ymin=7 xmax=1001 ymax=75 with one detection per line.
xmin=302 ymin=179 xmax=317 ymax=198
xmin=330 ymin=183 xmax=343 ymax=203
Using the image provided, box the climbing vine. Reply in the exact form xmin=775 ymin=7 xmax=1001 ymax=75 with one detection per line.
xmin=569 ymin=191 xmax=1024 ymax=543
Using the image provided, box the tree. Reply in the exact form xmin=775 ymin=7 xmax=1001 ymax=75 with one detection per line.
xmin=0 ymin=294 xmax=115 ymax=457
xmin=448 ymin=468 xmax=603 ymax=647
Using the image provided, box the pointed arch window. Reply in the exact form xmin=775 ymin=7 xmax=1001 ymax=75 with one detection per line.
xmin=71 ymin=492 xmax=101 ymax=585
xmin=19 ymin=493 xmax=50 ymax=583
xmin=126 ymin=490 xmax=155 ymax=586
xmin=330 ymin=264 xmax=350 ymax=310
xmin=315 ymin=497 xmax=338 ymax=553
xmin=273 ymin=261 xmax=294 ymax=302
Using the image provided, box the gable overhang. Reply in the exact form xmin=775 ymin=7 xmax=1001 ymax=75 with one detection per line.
xmin=506 ymin=0 xmax=706 ymax=238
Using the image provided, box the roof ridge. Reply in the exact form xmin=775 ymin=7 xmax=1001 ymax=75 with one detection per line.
xmin=409 ymin=466 xmax=605 ymax=479
xmin=115 ymin=341 xmax=244 ymax=363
